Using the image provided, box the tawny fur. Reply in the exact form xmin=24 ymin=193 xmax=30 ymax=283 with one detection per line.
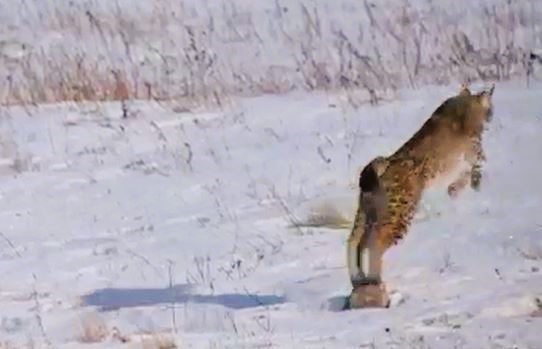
xmin=347 ymin=84 xmax=495 ymax=308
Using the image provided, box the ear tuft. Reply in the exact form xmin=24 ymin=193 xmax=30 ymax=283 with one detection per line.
xmin=486 ymin=83 xmax=495 ymax=96
xmin=459 ymin=83 xmax=471 ymax=96
xmin=478 ymin=84 xmax=495 ymax=108
xmin=480 ymin=83 xmax=495 ymax=96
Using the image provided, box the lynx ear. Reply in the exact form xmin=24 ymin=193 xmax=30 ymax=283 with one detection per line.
xmin=478 ymin=83 xmax=495 ymax=108
xmin=484 ymin=83 xmax=495 ymax=96
xmin=459 ymin=83 xmax=471 ymax=96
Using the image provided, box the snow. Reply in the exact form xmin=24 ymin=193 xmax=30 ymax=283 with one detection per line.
xmin=0 ymin=81 xmax=540 ymax=348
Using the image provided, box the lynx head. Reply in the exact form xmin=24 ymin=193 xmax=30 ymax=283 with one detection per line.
xmin=457 ymin=83 xmax=495 ymax=125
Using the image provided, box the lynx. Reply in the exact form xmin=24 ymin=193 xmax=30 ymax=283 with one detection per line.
xmin=346 ymin=84 xmax=495 ymax=308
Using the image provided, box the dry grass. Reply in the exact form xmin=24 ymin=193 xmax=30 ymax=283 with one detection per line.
xmin=77 ymin=312 xmax=109 ymax=343
xmin=0 ymin=343 xmax=17 ymax=349
xmin=141 ymin=333 xmax=178 ymax=349
xmin=294 ymin=202 xmax=352 ymax=230
xmin=76 ymin=314 xmax=178 ymax=347
xmin=0 ymin=342 xmax=34 ymax=349
xmin=530 ymin=297 xmax=542 ymax=317
xmin=0 ymin=0 xmax=540 ymax=107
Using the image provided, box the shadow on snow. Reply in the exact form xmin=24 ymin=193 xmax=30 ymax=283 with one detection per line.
xmin=82 ymin=284 xmax=286 ymax=311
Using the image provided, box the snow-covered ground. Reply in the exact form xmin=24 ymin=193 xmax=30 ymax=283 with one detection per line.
xmin=0 ymin=81 xmax=541 ymax=348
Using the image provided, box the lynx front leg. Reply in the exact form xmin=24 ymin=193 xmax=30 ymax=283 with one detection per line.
xmin=469 ymin=137 xmax=486 ymax=191
xmin=447 ymin=169 xmax=471 ymax=198
xmin=448 ymin=137 xmax=486 ymax=197
xmin=470 ymin=158 xmax=483 ymax=191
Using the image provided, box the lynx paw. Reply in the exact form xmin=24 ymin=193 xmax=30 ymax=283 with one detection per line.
xmin=346 ymin=283 xmax=390 ymax=309
xmin=470 ymin=171 xmax=482 ymax=191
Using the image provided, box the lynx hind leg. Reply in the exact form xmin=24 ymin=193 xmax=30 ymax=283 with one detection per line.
xmin=347 ymin=156 xmax=389 ymax=282
xmin=346 ymin=213 xmax=364 ymax=282
xmin=346 ymin=193 xmax=390 ymax=310
xmin=348 ymin=179 xmax=422 ymax=309
xmin=347 ymin=192 xmax=385 ymax=285
xmin=346 ymin=158 xmax=391 ymax=309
